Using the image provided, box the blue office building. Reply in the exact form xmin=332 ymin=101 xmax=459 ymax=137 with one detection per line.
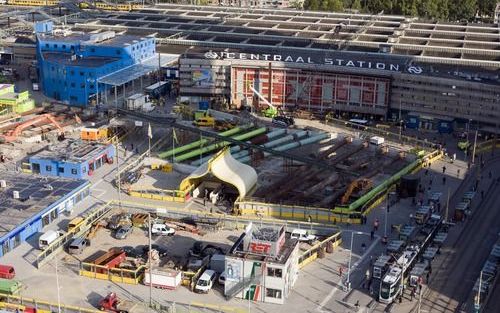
xmin=29 ymin=140 xmax=116 ymax=179
xmin=0 ymin=172 xmax=89 ymax=257
xmin=36 ymin=25 xmax=156 ymax=107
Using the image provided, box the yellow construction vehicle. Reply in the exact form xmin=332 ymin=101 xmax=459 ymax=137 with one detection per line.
xmin=341 ymin=178 xmax=372 ymax=205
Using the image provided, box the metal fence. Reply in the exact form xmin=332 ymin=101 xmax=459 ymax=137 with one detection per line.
xmin=36 ymin=202 xmax=113 ymax=268
xmin=298 ymin=231 xmax=342 ymax=269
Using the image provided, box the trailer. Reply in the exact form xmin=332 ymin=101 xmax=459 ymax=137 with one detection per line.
xmin=143 ymin=268 xmax=181 ymax=290
xmin=93 ymin=248 xmax=126 ymax=271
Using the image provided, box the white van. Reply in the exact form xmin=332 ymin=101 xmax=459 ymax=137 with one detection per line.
xmin=291 ymin=229 xmax=317 ymax=244
xmin=195 ymin=269 xmax=217 ymax=293
xmin=151 ymin=224 xmax=175 ymax=236
xmin=39 ymin=230 xmax=63 ymax=250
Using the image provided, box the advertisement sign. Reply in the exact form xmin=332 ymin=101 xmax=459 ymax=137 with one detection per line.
xmin=192 ymin=69 xmax=215 ymax=87
xmin=226 ymin=259 xmax=242 ymax=281
xmin=203 ymin=50 xmax=425 ymax=75
xmin=249 ymin=241 xmax=272 ymax=254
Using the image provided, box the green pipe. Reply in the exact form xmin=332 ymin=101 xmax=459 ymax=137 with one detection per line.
xmin=158 ymin=126 xmax=247 ymax=159
xmin=330 ymin=157 xmax=423 ymax=214
xmin=174 ymin=127 xmax=267 ymax=162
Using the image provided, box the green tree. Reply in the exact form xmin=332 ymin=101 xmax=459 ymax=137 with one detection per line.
xmin=326 ymin=0 xmax=344 ymax=11
xmin=351 ymin=0 xmax=362 ymax=10
xmin=366 ymin=0 xmax=393 ymax=14
xmin=449 ymin=0 xmax=477 ymax=21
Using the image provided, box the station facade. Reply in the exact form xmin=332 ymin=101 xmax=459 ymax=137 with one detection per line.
xmin=179 ymin=49 xmax=500 ymax=133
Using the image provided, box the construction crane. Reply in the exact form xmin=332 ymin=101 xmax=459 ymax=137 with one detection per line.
xmin=0 ymin=113 xmax=64 ymax=143
xmin=249 ymin=85 xmax=278 ymax=118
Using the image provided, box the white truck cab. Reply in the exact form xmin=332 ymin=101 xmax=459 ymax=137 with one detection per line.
xmin=290 ymin=229 xmax=317 ymax=244
xmin=151 ymin=224 xmax=175 ymax=236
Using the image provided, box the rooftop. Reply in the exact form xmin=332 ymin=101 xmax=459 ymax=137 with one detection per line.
xmin=0 ymin=172 xmax=88 ymax=239
xmin=42 ymin=52 xmax=119 ymax=68
xmin=38 ymin=32 xmax=150 ymax=48
xmin=73 ymin=3 xmax=500 ymax=69
xmin=31 ymin=140 xmax=113 ymax=163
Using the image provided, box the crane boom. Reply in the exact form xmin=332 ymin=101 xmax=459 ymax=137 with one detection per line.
xmin=1 ymin=113 xmax=64 ymax=143
xmin=249 ymin=86 xmax=276 ymax=110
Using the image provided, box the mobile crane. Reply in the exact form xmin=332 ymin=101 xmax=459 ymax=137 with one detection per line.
xmin=0 ymin=113 xmax=64 ymax=143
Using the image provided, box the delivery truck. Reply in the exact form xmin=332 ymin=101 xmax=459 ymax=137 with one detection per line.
xmin=143 ymin=268 xmax=181 ymax=290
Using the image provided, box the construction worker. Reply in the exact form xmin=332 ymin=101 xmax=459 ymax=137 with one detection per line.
xmin=373 ymin=219 xmax=379 ymax=231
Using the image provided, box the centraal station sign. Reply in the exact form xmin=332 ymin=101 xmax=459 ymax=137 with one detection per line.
xmin=203 ymin=50 xmax=424 ymax=75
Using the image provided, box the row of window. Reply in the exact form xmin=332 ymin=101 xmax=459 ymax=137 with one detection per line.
xmin=44 ymin=165 xmax=86 ymax=175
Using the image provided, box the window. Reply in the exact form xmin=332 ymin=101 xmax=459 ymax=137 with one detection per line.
xmin=91 ymin=48 xmax=95 ymax=53
xmin=70 ymin=70 xmax=75 ymax=75
xmin=80 ymin=83 xmax=85 ymax=89
xmin=58 ymin=167 xmax=64 ymax=173
xmin=116 ymin=50 xmax=121 ymax=55
xmin=267 ymin=267 xmax=282 ymax=278
xmin=266 ymin=288 xmax=282 ymax=299
xmin=90 ymin=84 xmax=95 ymax=89
xmin=45 ymin=43 xmax=49 ymax=48
xmin=62 ymin=44 xmax=66 ymax=49
xmin=54 ymin=44 xmax=58 ymax=48
xmin=71 ymin=169 xmax=77 ymax=175
xmin=80 ymin=71 xmax=84 ymax=76
xmin=82 ymin=167 xmax=87 ymax=173
xmin=46 ymin=165 xmax=52 ymax=172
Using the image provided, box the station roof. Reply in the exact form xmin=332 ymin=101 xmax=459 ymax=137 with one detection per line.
xmin=0 ymin=172 xmax=88 ymax=240
xmin=73 ymin=3 xmax=500 ymax=69
xmin=42 ymin=52 xmax=119 ymax=68
xmin=30 ymin=140 xmax=113 ymax=164
xmin=97 ymin=53 xmax=179 ymax=86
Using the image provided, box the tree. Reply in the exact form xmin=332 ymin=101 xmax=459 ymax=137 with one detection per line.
xmin=351 ymin=0 xmax=362 ymax=11
xmin=303 ymin=0 xmax=321 ymax=10
xmin=326 ymin=0 xmax=344 ymax=11
xmin=449 ymin=0 xmax=477 ymax=21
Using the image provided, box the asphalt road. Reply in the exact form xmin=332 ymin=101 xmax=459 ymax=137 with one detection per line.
xmin=417 ymin=159 xmax=500 ymax=313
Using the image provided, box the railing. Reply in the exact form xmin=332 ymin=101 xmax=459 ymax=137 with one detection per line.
xmin=36 ymin=201 xmax=113 ymax=268
xmin=224 ymin=274 xmax=262 ymax=300
xmin=298 ymin=231 xmax=342 ymax=269
xmin=0 ymin=295 xmax=100 ymax=313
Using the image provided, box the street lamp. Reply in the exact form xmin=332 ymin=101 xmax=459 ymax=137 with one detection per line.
xmin=347 ymin=231 xmax=364 ymax=292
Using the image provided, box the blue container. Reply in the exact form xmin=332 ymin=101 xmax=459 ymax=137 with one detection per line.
xmin=199 ymin=101 xmax=209 ymax=110
xmin=406 ymin=115 xmax=419 ymax=129
xmin=437 ymin=120 xmax=453 ymax=134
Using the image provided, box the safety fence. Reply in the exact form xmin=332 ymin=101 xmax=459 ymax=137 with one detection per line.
xmin=128 ymin=187 xmax=188 ymax=203
xmin=36 ymin=202 xmax=114 ymax=268
xmin=236 ymin=149 xmax=442 ymax=223
xmin=298 ymin=231 xmax=343 ymax=269
xmin=472 ymin=138 xmax=500 ymax=155
xmin=0 ymin=295 xmax=100 ymax=313
xmin=235 ymin=199 xmax=362 ymax=225
xmin=150 ymin=299 xmax=247 ymax=313
xmin=79 ymin=263 xmax=146 ymax=285
xmin=324 ymin=117 xmax=438 ymax=150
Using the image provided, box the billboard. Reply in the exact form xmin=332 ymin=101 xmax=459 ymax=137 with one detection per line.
xmin=191 ymin=69 xmax=215 ymax=87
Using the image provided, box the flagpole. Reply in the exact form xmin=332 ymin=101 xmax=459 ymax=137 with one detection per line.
xmin=172 ymin=128 xmax=175 ymax=163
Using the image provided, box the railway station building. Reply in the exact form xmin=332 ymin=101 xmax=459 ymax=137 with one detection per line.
xmin=74 ymin=4 xmax=500 ymax=133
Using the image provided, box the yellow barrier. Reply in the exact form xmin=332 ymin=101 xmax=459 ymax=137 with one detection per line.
xmin=298 ymin=231 xmax=342 ymax=269
xmin=80 ymin=262 xmax=145 ymax=285
xmin=0 ymin=295 xmax=100 ymax=313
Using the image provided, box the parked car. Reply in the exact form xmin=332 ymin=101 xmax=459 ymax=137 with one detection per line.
xmin=218 ymin=270 xmax=226 ymax=285
xmin=151 ymin=223 xmax=175 ymax=236
xmin=272 ymin=116 xmax=295 ymax=128
xmin=114 ymin=225 xmax=133 ymax=240
xmin=194 ymin=269 xmax=217 ymax=293
xmin=290 ymin=229 xmax=317 ymax=244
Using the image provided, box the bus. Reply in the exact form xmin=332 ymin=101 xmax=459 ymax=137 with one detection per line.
xmin=144 ymin=81 xmax=170 ymax=99
xmin=347 ymin=119 xmax=369 ymax=130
